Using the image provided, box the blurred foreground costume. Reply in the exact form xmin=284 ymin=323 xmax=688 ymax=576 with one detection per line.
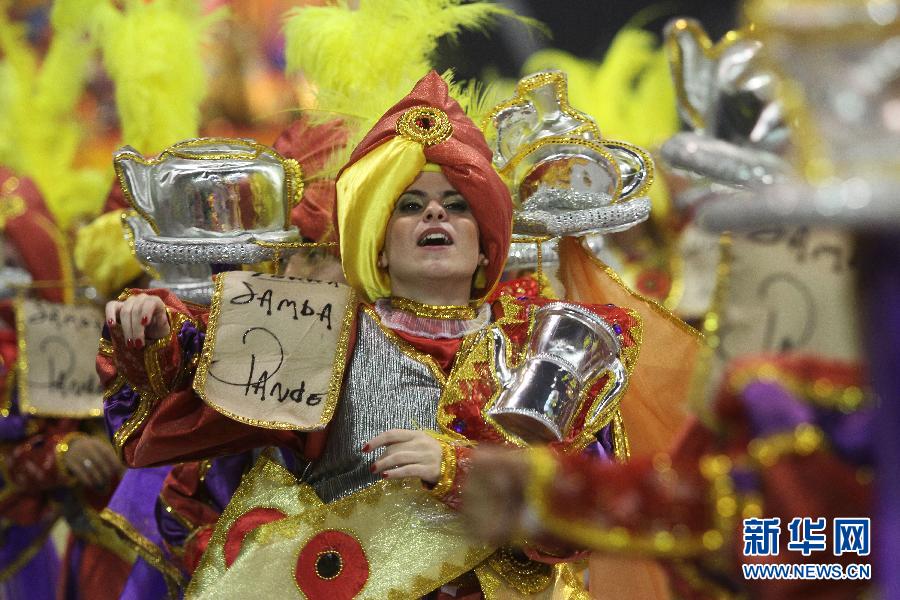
xmin=0 ymin=168 xmax=133 ymax=600
xmin=98 ymin=72 xmax=644 ymax=598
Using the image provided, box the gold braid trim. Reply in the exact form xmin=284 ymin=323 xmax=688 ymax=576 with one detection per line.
xmin=429 ymin=440 xmax=458 ymax=499
xmin=100 ymin=508 xmax=186 ymax=598
xmin=390 ymin=296 xmax=477 ymax=320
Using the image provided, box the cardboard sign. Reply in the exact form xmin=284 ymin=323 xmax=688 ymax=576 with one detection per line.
xmin=698 ymin=226 xmax=862 ymax=400
xmin=15 ymin=299 xmax=105 ymax=417
xmin=194 ymin=271 xmax=354 ymax=430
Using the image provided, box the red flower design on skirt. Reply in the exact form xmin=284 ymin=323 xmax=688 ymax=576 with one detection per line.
xmin=224 ymin=507 xmax=287 ymax=567
xmin=295 ymin=529 xmax=369 ymax=599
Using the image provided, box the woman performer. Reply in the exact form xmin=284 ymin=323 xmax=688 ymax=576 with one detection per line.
xmin=100 ymin=72 xmax=641 ymax=598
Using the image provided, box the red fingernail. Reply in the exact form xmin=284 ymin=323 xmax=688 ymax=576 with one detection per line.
xmin=369 ymin=464 xmax=376 ymax=473
xmin=134 ymin=339 xmax=144 ymax=349
xmin=140 ymin=316 xmax=149 ymax=325
xmin=382 ymin=473 xmax=389 ymax=479
xmin=361 ymin=444 xmax=370 ymax=453
xmin=107 ymin=319 xmax=114 ymax=326
xmin=126 ymin=338 xmax=133 ymax=348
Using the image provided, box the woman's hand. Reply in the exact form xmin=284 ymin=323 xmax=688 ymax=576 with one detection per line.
xmin=63 ymin=436 xmax=124 ymax=490
xmin=105 ymin=293 xmax=170 ymax=348
xmin=364 ymin=429 xmax=443 ymax=484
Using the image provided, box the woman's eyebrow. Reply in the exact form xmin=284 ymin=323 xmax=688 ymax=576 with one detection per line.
xmin=442 ymin=191 xmax=464 ymax=198
xmin=399 ymin=190 xmax=427 ymax=198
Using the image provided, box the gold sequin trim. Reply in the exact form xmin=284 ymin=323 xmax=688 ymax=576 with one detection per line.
xmin=485 ymin=547 xmax=553 ymax=595
xmin=390 ymin=296 xmax=477 ymax=320
xmin=364 ymin=304 xmax=448 ymax=386
xmin=100 ymin=508 xmax=186 ymax=598
xmin=112 ymin=310 xmax=190 ymax=456
xmin=746 ymin=423 xmax=826 ymax=468
xmin=429 ymin=440 xmax=457 ymax=499
xmin=396 ymin=106 xmax=453 ymax=146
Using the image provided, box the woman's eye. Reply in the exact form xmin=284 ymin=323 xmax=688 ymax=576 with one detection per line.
xmin=397 ymin=197 xmax=424 ymax=213
xmin=444 ymin=196 xmax=469 ymax=212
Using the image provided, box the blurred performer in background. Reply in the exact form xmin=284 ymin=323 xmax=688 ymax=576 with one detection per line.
xmin=0 ymin=168 xmax=131 ymax=600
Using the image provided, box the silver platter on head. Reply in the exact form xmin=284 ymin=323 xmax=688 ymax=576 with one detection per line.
xmin=135 ymin=229 xmax=299 ymax=265
xmin=514 ymin=191 xmax=651 ymax=237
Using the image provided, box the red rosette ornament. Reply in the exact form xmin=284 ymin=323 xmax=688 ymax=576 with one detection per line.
xmin=295 ymin=530 xmax=369 ymax=600
xmin=224 ymin=507 xmax=288 ymax=568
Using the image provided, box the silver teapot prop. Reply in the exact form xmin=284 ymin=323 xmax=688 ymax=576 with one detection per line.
xmin=487 ymin=302 xmax=628 ymax=444
xmin=114 ymin=138 xmax=303 ymax=265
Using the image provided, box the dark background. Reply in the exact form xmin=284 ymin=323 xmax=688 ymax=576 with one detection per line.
xmin=439 ymin=0 xmax=741 ymax=78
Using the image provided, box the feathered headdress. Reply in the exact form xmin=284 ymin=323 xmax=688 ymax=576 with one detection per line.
xmin=282 ymin=0 xmax=526 ymax=168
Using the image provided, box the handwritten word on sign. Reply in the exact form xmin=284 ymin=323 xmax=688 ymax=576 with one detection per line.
xmin=16 ymin=299 xmax=105 ymax=417
xmin=194 ymin=272 xmax=353 ymax=430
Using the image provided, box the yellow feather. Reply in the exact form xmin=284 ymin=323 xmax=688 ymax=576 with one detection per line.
xmin=0 ymin=1 xmax=108 ymax=228
xmin=95 ymin=0 xmax=225 ymax=154
xmin=283 ymin=0 xmax=528 ymax=164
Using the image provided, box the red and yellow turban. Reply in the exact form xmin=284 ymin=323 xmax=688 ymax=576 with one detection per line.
xmin=335 ymin=71 xmax=512 ymax=303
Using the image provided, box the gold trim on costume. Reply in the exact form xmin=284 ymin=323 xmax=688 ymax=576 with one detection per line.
xmin=578 ymin=241 xmax=703 ymax=341
xmin=112 ymin=308 xmax=191 ymax=456
xmin=390 ymin=296 xmax=477 ymax=320
xmin=100 ymin=508 xmax=186 ymax=598
xmin=363 ymin=304 xmax=448 ymax=386
xmin=522 ymin=447 xmax=737 ymax=559
xmin=728 ymin=361 xmax=867 ymax=413
xmin=429 ymin=440 xmax=457 ymax=499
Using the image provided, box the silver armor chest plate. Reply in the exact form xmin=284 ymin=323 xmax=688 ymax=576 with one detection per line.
xmin=305 ymin=310 xmax=442 ymax=503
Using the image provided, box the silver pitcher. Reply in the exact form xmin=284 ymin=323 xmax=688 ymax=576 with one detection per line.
xmin=488 ymin=302 xmax=628 ymax=443
xmin=114 ymin=138 xmax=302 ymax=264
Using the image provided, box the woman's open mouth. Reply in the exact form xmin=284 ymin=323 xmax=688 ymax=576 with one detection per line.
xmin=417 ymin=229 xmax=454 ymax=247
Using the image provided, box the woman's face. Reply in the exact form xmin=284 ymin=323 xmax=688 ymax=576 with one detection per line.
xmin=383 ymin=170 xmax=482 ymax=294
